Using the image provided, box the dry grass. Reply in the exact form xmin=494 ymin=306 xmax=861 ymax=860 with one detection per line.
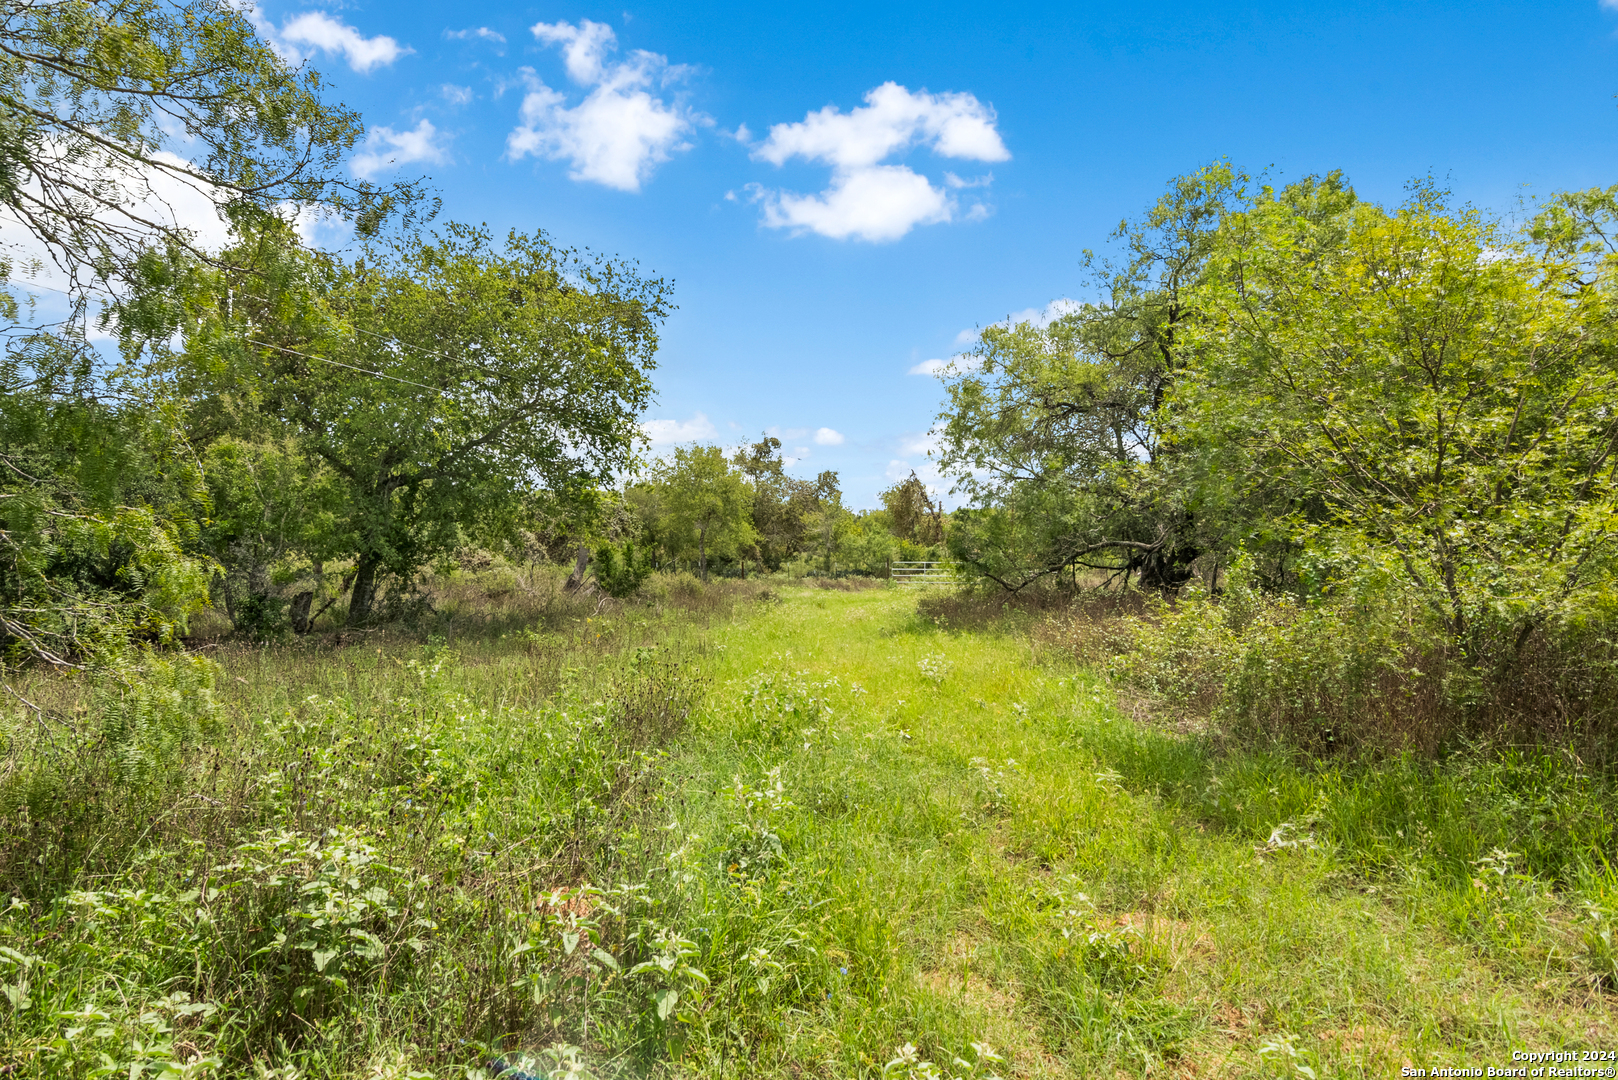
xmin=804 ymin=575 xmax=888 ymax=592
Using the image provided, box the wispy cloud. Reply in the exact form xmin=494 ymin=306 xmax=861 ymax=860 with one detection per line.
xmin=445 ymin=26 xmax=506 ymax=47
xmin=505 ymin=19 xmax=697 ymax=192
xmin=642 ymin=412 xmax=717 ymax=446
xmin=746 ymin=82 xmax=1008 ymax=242
xmin=899 ymin=432 xmax=941 ymax=458
xmin=950 ymin=298 xmax=1081 ymax=350
xmin=270 ymin=11 xmax=410 ymax=73
xmin=350 ymin=119 xmax=450 ymax=180
xmin=907 ymin=355 xmax=981 ymax=377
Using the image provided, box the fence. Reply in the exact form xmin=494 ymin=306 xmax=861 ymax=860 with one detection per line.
xmin=889 ymin=561 xmax=957 ymax=588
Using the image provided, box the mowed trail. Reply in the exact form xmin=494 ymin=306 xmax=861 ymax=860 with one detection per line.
xmin=670 ymin=587 xmax=1614 ymax=1078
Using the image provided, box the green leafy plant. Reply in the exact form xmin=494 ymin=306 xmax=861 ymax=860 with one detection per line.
xmin=627 ymin=927 xmax=709 ymax=1057
xmin=593 ymin=540 xmax=654 ymax=598
xmin=881 ymin=1041 xmax=1005 ymax=1080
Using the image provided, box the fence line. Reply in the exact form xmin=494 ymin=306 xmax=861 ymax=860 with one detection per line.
xmin=889 ymin=561 xmax=957 ymax=588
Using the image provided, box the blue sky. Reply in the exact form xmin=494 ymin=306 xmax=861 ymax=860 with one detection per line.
xmin=247 ymin=0 xmax=1618 ymax=507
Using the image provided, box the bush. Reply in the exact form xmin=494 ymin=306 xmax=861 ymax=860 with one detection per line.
xmin=1069 ymin=559 xmax=1618 ymax=761
xmin=594 ymin=540 xmax=654 ymax=598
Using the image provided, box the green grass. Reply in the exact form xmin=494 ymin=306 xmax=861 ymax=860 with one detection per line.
xmin=3 ymin=582 xmax=1616 ymax=1077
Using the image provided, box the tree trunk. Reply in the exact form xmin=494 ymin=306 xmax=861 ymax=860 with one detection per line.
xmin=348 ymin=554 xmax=382 ymax=626
xmin=565 ymin=545 xmax=590 ymax=591
xmin=290 ymin=590 xmax=314 ymax=634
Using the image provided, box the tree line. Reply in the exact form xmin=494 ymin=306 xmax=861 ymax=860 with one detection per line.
xmin=584 ymin=439 xmax=946 ymax=596
xmin=935 ymin=163 xmax=1618 ymax=725
xmin=0 ymin=0 xmax=959 ymax=669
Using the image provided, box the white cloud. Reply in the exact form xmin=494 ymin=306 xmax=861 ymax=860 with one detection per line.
xmin=813 ymin=427 xmax=844 ymax=446
xmin=749 ymin=165 xmax=949 ymax=243
xmin=350 ymin=119 xmax=451 ymax=180
xmin=642 ymin=412 xmax=716 ymax=445
xmin=755 ymin=82 xmax=1007 ymax=170
xmin=530 ymin=19 xmax=618 ymax=84
xmin=272 ymin=12 xmax=410 ymax=73
xmin=907 ymin=354 xmax=981 ymax=377
xmin=1002 ymin=297 xmax=1080 ymax=328
xmin=749 ymin=82 xmax=1008 ymax=242
xmin=445 ymin=26 xmax=506 ymax=46
xmin=506 ymin=20 xmax=695 ymax=192
xmin=899 ymin=431 xmax=941 ymax=458
xmin=441 ymin=84 xmax=475 ymax=106
xmin=947 ymin=298 xmax=1081 ymax=350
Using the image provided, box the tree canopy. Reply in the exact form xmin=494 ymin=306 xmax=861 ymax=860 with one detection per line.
xmin=0 ymin=0 xmax=397 ymax=672
xmin=934 ymin=163 xmax=1618 ymax=669
xmin=170 ymin=218 xmax=670 ymax=623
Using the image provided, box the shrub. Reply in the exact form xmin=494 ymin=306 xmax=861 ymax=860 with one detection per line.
xmin=594 ymin=540 xmax=654 ymax=598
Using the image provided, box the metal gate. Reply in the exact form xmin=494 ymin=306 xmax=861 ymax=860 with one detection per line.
xmin=889 ymin=561 xmax=956 ymax=588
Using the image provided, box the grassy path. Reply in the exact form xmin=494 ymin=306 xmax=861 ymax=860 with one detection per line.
xmin=669 ymin=586 xmax=1617 ymax=1078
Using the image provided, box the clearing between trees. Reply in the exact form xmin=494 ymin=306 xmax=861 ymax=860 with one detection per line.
xmin=4 ymin=581 xmax=1613 ymax=1078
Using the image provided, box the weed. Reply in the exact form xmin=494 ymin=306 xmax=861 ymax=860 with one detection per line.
xmin=917 ymin=653 xmax=953 ymax=686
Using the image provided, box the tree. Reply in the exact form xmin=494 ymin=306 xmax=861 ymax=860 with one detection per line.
xmin=732 ymin=434 xmax=821 ymax=570
xmin=934 ymin=164 xmax=1249 ymax=591
xmin=879 ymin=470 xmax=942 ymax=544
xmin=176 ymin=219 xmax=669 ymax=624
xmin=0 ymin=0 xmax=392 ymax=669
xmin=657 ymin=445 xmax=756 ymax=581
xmin=1183 ymin=179 xmax=1618 ymax=651
xmin=837 ymin=512 xmax=898 ymax=575
xmin=805 ymin=470 xmax=843 ymax=573
xmin=194 ymin=433 xmax=343 ymax=635
xmin=0 ymin=0 xmax=404 ymax=298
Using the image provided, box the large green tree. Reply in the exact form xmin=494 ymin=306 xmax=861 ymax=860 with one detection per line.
xmin=732 ymin=434 xmax=821 ymax=570
xmin=1183 ymin=179 xmax=1618 ymax=650
xmin=177 ymin=220 xmax=669 ymax=624
xmin=0 ymin=0 xmax=396 ymax=670
xmin=935 ymin=164 xmax=1249 ymax=591
xmin=656 ymin=445 xmax=756 ymax=581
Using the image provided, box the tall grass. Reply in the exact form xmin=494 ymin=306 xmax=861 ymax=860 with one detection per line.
xmin=0 ymin=570 xmax=773 ymax=1077
xmin=4 ymin=576 xmax=1617 ymax=1077
xmin=972 ymin=569 xmax=1618 ymax=767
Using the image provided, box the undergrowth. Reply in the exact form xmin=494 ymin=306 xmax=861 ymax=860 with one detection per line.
xmin=3 ymin=583 xmax=1617 ymax=1077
